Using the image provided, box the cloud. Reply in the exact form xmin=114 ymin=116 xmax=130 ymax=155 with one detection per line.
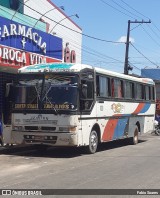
xmin=117 ymin=36 xmax=135 ymax=43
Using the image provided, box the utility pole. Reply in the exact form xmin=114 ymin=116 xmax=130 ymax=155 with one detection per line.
xmin=124 ymin=20 xmax=151 ymax=75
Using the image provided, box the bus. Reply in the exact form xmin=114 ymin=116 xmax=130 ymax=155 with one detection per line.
xmin=10 ymin=63 xmax=155 ymax=154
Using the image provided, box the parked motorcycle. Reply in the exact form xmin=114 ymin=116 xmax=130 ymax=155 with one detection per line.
xmin=153 ymin=120 xmax=160 ymax=136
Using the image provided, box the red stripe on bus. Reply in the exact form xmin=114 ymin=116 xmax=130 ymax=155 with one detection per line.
xmin=132 ymin=103 xmax=145 ymax=114
xmin=102 ymin=119 xmax=119 ymax=141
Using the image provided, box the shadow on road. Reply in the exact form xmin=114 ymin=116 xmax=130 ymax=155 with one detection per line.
xmin=0 ymin=138 xmax=147 ymax=158
xmin=97 ymin=138 xmax=146 ymax=153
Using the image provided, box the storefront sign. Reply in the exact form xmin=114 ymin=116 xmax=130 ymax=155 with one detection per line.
xmin=0 ymin=15 xmax=62 ymax=67
xmin=0 ymin=45 xmax=60 ymax=67
xmin=64 ymin=43 xmax=76 ymax=63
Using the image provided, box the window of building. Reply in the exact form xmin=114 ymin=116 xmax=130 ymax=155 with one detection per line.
xmin=10 ymin=0 xmax=20 ymax=11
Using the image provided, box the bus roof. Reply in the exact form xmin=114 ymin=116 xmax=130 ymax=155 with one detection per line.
xmin=18 ymin=63 xmax=155 ymax=85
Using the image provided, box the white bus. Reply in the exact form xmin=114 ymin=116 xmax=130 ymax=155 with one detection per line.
xmin=10 ymin=63 xmax=155 ymax=153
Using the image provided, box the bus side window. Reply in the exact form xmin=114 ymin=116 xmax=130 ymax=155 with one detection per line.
xmin=118 ymin=80 xmax=123 ymax=98
xmin=96 ymin=76 xmax=100 ymax=96
xmin=112 ymin=79 xmax=124 ymax=98
xmin=96 ymin=75 xmax=111 ymax=98
xmin=136 ymin=84 xmax=144 ymax=100
xmin=111 ymin=79 xmax=114 ymax=97
xmin=152 ymin=87 xmax=155 ymax=101
xmin=125 ymin=81 xmax=134 ymax=99
xmin=145 ymin=86 xmax=150 ymax=100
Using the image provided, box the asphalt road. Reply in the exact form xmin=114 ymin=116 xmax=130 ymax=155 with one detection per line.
xmin=0 ymin=132 xmax=160 ymax=198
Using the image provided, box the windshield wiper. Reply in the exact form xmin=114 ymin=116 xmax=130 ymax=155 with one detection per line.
xmin=52 ymin=106 xmax=58 ymax=115
xmin=39 ymin=75 xmax=45 ymax=110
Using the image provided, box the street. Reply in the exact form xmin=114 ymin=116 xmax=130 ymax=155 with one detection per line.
xmin=0 ymin=132 xmax=160 ymax=198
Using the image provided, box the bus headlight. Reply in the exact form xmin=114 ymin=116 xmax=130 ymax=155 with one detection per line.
xmin=59 ymin=126 xmax=77 ymax=133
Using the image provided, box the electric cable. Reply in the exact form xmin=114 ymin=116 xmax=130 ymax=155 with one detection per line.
xmin=18 ymin=1 xmax=124 ymax=44
xmin=130 ymin=43 xmax=159 ymax=67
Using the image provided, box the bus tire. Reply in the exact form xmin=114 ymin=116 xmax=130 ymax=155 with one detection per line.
xmin=132 ymin=126 xmax=139 ymax=145
xmin=86 ymin=130 xmax=98 ymax=154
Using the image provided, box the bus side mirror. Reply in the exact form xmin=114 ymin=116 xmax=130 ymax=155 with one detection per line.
xmin=5 ymin=83 xmax=13 ymax=97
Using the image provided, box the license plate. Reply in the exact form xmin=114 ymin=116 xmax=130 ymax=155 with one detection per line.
xmin=35 ymin=136 xmax=43 ymax=140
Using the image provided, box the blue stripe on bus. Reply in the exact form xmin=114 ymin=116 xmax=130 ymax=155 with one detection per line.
xmin=113 ymin=117 xmax=129 ymax=139
xmin=103 ymin=102 xmax=152 ymax=141
xmin=139 ymin=103 xmax=151 ymax=113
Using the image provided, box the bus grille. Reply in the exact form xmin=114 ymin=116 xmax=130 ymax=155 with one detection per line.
xmin=25 ymin=126 xmax=38 ymax=130
xmin=41 ymin=127 xmax=56 ymax=131
xmin=24 ymin=135 xmax=57 ymax=144
xmin=24 ymin=126 xmax=56 ymax=131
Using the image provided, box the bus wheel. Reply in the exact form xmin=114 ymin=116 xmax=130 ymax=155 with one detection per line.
xmin=86 ymin=130 xmax=98 ymax=154
xmin=132 ymin=127 xmax=139 ymax=145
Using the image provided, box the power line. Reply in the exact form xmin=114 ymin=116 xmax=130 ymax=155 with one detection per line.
xmin=141 ymin=26 xmax=160 ymax=48
xmin=146 ymin=24 xmax=160 ymax=40
xmin=99 ymin=0 xmax=160 ymax=71
xmin=82 ymin=44 xmax=124 ymax=63
xmin=19 ymin=1 xmax=123 ymax=44
xmin=48 ymin=27 xmax=125 ymax=65
xmin=119 ymin=0 xmax=160 ymax=49
xmin=152 ymin=22 xmax=160 ymax=35
xmin=22 ymin=0 xmax=143 ymax=72
xmin=99 ymin=0 xmax=135 ymax=19
xmin=128 ymin=62 xmax=141 ymax=71
xmin=14 ymin=0 xmax=127 ymax=71
xmin=3 ymin=1 xmax=150 ymax=72
xmin=130 ymin=43 xmax=159 ymax=67
xmin=120 ymin=0 xmax=160 ymax=45
xmin=130 ymin=23 xmax=142 ymax=31
xmin=111 ymin=0 xmax=141 ymax=19
xmin=120 ymin=0 xmax=150 ymax=20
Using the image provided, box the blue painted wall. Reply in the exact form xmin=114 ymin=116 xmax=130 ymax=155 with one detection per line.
xmin=0 ymin=15 xmax=62 ymax=60
xmin=141 ymin=69 xmax=160 ymax=80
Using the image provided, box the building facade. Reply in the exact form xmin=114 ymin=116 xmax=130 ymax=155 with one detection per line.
xmin=0 ymin=0 xmax=82 ymax=131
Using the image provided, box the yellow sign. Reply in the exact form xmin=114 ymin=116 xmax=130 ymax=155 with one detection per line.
xmin=44 ymin=104 xmax=69 ymax=109
xmin=15 ymin=104 xmax=38 ymax=109
xmin=15 ymin=103 xmax=70 ymax=109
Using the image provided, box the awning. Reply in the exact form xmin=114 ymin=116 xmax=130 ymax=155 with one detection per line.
xmin=0 ymin=66 xmax=18 ymax=74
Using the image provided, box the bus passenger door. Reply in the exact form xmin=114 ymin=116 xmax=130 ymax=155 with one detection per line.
xmin=79 ymin=71 xmax=95 ymax=145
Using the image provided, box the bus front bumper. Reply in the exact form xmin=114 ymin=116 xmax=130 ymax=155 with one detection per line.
xmin=11 ymin=131 xmax=78 ymax=147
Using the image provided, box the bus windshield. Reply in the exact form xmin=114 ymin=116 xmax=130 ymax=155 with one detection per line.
xmin=13 ymin=74 xmax=78 ymax=112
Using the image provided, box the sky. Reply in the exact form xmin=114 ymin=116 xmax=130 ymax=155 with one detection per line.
xmin=52 ymin=0 xmax=160 ymax=75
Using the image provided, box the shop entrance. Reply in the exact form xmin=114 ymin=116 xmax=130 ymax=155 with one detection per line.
xmin=0 ymin=69 xmax=17 ymax=144
xmin=0 ymin=72 xmax=16 ymax=124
